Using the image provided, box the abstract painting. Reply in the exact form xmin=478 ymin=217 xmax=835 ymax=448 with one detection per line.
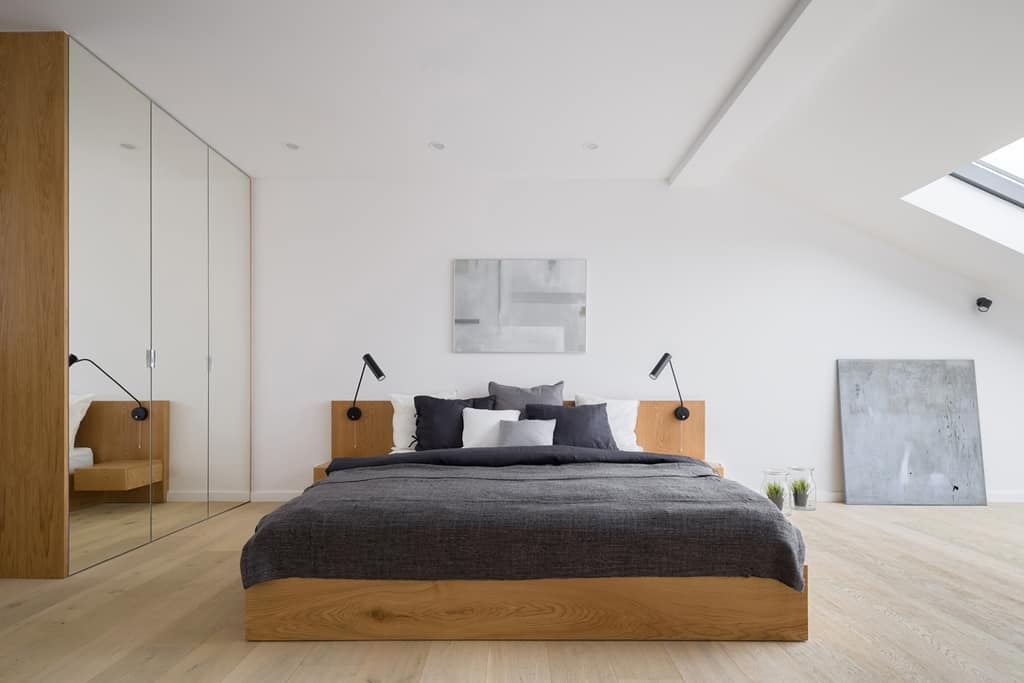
xmin=837 ymin=359 xmax=986 ymax=505
xmin=452 ymin=259 xmax=587 ymax=353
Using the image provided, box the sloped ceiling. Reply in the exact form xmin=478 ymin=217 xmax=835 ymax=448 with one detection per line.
xmin=695 ymin=0 xmax=1024 ymax=296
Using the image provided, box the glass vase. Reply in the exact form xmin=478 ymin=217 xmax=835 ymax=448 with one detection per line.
xmin=788 ymin=466 xmax=816 ymax=511
xmin=761 ymin=468 xmax=791 ymax=516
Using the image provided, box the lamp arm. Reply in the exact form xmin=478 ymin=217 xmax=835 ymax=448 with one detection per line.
xmin=75 ymin=357 xmax=149 ymax=421
xmin=351 ymin=361 xmax=367 ymax=408
xmin=668 ymin=358 xmax=684 ymax=406
xmin=668 ymin=359 xmax=690 ymax=421
xmin=79 ymin=358 xmax=144 ymax=407
xmin=347 ymin=360 xmax=369 ymax=420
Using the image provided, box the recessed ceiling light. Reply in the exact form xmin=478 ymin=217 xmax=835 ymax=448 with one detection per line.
xmin=284 ymin=142 xmax=300 ymax=150
xmin=120 ymin=142 xmax=136 ymax=150
xmin=428 ymin=141 xmax=446 ymax=151
xmin=583 ymin=143 xmax=600 ymax=151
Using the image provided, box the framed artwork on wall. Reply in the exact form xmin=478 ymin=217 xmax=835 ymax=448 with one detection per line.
xmin=452 ymin=258 xmax=587 ymax=353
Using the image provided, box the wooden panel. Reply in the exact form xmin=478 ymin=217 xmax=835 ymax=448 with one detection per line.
xmin=73 ymin=460 xmax=163 ymax=492
xmin=636 ymin=400 xmax=706 ymax=459
xmin=330 ymin=399 xmax=706 ymax=460
xmin=313 ymin=462 xmax=330 ymax=483
xmin=330 ymin=401 xmax=396 ymax=458
xmin=74 ymin=401 xmax=170 ymax=504
xmin=0 ymin=32 xmax=69 ymax=578
xmin=246 ymin=567 xmax=807 ymax=641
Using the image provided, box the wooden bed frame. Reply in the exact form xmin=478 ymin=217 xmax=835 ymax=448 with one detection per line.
xmin=246 ymin=399 xmax=809 ymax=641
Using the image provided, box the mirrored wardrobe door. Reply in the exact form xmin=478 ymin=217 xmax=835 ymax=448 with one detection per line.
xmin=68 ymin=40 xmax=153 ymax=573
xmin=151 ymin=105 xmax=209 ymax=537
xmin=209 ymin=151 xmax=251 ymax=515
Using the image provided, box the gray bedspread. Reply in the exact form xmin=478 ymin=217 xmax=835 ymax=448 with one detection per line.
xmin=240 ymin=446 xmax=806 ymax=590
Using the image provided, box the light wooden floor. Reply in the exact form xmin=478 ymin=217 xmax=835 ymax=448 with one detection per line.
xmin=2 ymin=503 xmax=1021 ymax=682
xmin=69 ymin=502 xmax=211 ymax=573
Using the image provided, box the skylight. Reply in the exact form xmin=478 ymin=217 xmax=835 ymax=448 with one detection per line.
xmin=950 ymin=137 xmax=1024 ymax=210
xmin=902 ymin=137 xmax=1024 ymax=256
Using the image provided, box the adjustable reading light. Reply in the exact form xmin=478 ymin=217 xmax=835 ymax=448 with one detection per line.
xmin=348 ymin=353 xmax=386 ymax=420
xmin=976 ymin=297 xmax=993 ymax=312
xmin=68 ymin=354 xmax=148 ymax=421
xmin=649 ymin=352 xmax=689 ymax=421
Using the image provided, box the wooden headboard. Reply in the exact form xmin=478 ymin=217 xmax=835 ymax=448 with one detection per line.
xmin=330 ymin=400 xmax=705 ymax=460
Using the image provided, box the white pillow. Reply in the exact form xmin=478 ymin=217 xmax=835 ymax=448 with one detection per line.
xmin=574 ymin=393 xmax=641 ymax=451
xmin=390 ymin=392 xmax=455 ymax=450
xmin=462 ymin=407 xmax=520 ymax=447
xmin=69 ymin=393 xmax=95 ymax=449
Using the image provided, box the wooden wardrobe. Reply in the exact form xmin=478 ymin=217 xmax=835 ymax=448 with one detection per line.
xmin=0 ymin=32 xmax=253 ymax=578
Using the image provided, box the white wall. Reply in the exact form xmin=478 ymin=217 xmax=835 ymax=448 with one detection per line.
xmin=253 ymin=178 xmax=1024 ymax=501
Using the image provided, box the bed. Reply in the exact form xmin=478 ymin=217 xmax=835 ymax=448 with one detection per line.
xmin=242 ymin=399 xmax=808 ymax=641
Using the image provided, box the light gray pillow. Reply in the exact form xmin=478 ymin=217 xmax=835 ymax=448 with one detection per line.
xmin=488 ymin=380 xmax=564 ymax=413
xmin=498 ymin=419 xmax=556 ymax=447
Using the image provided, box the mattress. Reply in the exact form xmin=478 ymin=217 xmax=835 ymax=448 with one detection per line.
xmin=69 ymin=447 xmax=94 ymax=473
xmin=240 ymin=446 xmax=806 ymax=590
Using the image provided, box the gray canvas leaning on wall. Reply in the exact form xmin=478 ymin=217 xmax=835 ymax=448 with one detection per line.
xmin=837 ymin=359 xmax=986 ymax=505
xmin=452 ymin=259 xmax=587 ymax=353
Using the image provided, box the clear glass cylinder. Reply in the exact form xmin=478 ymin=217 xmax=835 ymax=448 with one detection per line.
xmin=788 ymin=466 xmax=817 ymax=511
xmin=761 ymin=468 xmax=791 ymax=515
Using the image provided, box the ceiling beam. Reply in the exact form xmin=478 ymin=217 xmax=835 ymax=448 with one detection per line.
xmin=667 ymin=0 xmax=888 ymax=188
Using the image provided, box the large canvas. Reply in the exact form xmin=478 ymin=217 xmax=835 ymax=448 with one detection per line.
xmin=837 ymin=359 xmax=986 ymax=505
xmin=452 ymin=259 xmax=587 ymax=353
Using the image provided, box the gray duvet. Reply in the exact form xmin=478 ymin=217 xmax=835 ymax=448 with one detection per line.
xmin=240 ymin=446 xmax=806 ymax=590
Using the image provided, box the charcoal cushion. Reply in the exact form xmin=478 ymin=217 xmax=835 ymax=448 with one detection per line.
xmin=488 ymin=381 xmax=564 ymax=414
xmin=414 ymin=395 xmax=496 ymax=450
xmin=524 ymin=402 xmax=615 ymax=449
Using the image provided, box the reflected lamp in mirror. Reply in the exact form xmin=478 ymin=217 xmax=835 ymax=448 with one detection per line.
xmin=68 ymin=354 xmax=148 ymax=421
xmin=347 ymin=353 xmax=385 ymax=420
xmin=649 ymin=352 xmax=690 ymax=421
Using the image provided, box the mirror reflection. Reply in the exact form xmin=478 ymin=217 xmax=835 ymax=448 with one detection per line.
xmin=68 ymin=40 xmax=152 ymax=572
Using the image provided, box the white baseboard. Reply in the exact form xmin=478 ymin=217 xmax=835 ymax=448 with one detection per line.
xmin=989 ymin=490 xmax=1024 ymax=502
xmin=819 ymin=490 xmax=1022 ymax=503
xmin=252 ymin=490 xmax=303 ymax=502
xmin=246 ymin=490 xmax=1020 ymax=505
xmin=167 ymin=490 xmax=250 ymax=503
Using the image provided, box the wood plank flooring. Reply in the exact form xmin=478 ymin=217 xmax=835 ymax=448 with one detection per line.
xmin=69 ymin=502 xmax=213 ymax=573
xmin=1 ymin=503 xmax=1021 ymax=681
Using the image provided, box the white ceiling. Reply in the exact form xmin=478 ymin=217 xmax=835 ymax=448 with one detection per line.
xmin=0 ymin=0 xmax=792 ymax=180
xmin=5 ymin=0 xmax=1024 ymax=295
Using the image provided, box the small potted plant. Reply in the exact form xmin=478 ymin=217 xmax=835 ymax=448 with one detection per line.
xmin=765 ymin=482 xmax=785 ymax=511
xmin=791 ymin=478 xmax=810 ymax=508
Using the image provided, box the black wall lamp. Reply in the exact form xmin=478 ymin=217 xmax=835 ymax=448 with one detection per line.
xmin=976 ymin=297 xmax=992 ymax=312
xmin=649 ymin=352 xmax=689 ymax=421
xmin=68 ymin=354 xmax=148 ymax=421
xmin=347 ymin=353 xmax=386 ymax=420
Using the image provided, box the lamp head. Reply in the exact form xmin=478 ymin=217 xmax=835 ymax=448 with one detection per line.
xmin=976 ymin=297 xmax=992 ymax=312
xmin=362 ymin=353 xmax=385 ymax=381
xmin=649 ymin=352 xmax=672 ymax=380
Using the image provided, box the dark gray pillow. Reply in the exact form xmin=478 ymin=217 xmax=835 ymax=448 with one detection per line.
xmin=414 ymin=395 xmax=496 ymax=451
xmin=488 ymin=381 xmax=564 ymax=414
xmin=523 ymin=403 xmax=615 ymax=450
xmin=497 ymin=419 xmax=556 ymax=447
